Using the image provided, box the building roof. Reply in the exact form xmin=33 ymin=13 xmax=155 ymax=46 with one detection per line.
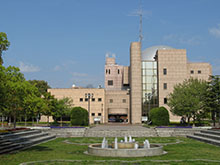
xmin=142 ymin=45 xmax=174 ymax=61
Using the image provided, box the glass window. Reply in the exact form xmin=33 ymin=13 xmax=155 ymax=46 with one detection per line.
xmin=122 ymin=99 xmax=126 ymax=103
xmin=191 ymin=70 xmax=194 ymax=74
xmin=92 ymin=113 xmax=95 ymax=116
xmin=146 ymin=62 xmax=153 ymax=69
xmin=164 ymin=83 xmax=167 ymax=90
xmin=118 ymin=69 xmax=120 ymax=74
xmin=146 ymin=70 xmax=153 ymax=76
xmin=98 ymin=113 xmax=101 ymax=116
xmin=85 ymin=98 xmax=88 ymax=102
xmin=142 ymin=62 xmax=145 ymax=69
xmin=110 ymin=99 xmax=113 ymax=103
xmin=108 ymin=80 xmax=113 ymax=86
xmin=98 ymin=98 xmax=102 ymax=102
xmin=163 ymin=68 xmax=167 ymax=75
xmin=164 ymin=98 xmax=167 ymax=104
xmin=92 ymin=98 xmax=95 ymax=102
xmin=198 ymin=70 xmax=201 ymax=74
xmin=80 ymin=98 xmax=83 ymax=102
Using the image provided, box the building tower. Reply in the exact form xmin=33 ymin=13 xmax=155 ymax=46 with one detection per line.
xmin=130 ymin=42 xmax=142 ymax=124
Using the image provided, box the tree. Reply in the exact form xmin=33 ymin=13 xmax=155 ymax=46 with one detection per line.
xmin=149 ymin=107 xmax=169 ymax=126
xmin=70 ymin=107 xmax=88 ymax=126
xmin=28 ymin=80 xmax=51 ymax=95
xmin=52 ymin=97 xmax=72 ymax=126
xmin=203 ymin=76 xmax=220 ymax=127
xmin=168 ymin=78 xmax=207 ymax=125
xmin=0 ymin=32 xmax=10 ymax=65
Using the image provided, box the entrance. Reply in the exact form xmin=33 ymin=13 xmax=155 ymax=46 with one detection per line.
xmin=108 ymin=114 xmax=128 ymax=123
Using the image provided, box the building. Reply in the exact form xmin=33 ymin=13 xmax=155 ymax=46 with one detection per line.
xmin=43 ymin=42 xmax=212 ymax=124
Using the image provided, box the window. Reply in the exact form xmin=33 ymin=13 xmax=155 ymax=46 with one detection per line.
xmin=110 ymin=99 xmax=113 ymax=103
xmin=106 ymin=69 xmax=108 ymax=74
xmin=198 ymin=70 xmax=201 ymax=74
xmin=118 ymin=69 xmax=120 ymax=74
xmin=98 ymin=98 xmax=102 ymax=102
xmin=108 ymin=80 xmax=113 ymax=86
xmin=92 ymin=113 xmax=95 ymax=116
xmin=92 ymin=98 xmax=95 ymax=102
xmin=80 ymin=98 xmax=83 ymax=102
xmin=163 ymin=83 xmax=167 ymax=90
xmin=98 ymin=113 xmax=101 ymax=116
xmin=190 ymin=70 xmax=194 ymax=74
xmin=164 ymin=98 xmax=167 ymax=104
xmin=122 ymin=99 xmax=126 ymax=103
xmin=163 ymin=68 xmax=167 ymax=75
xmin=85 ymin=98 xmax=88 ymax=102
xmin=109 ymin=69 xmax=110 ymax=74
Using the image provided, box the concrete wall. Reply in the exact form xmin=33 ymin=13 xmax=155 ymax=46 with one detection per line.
xmin=130 ymin=42 xmax=142 ymax=124
xmin=47 ymin=88 xmax=105 ymax=124
xmin=105 ymin=90 xmax=130 ymax=123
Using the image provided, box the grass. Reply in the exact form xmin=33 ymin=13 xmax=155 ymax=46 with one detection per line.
xmin=0 ymin=137 xmax=220 ymax=165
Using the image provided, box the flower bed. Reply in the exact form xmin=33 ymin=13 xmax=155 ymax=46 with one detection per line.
xmin=156 ymin=126 xmax=192 ymax=128
xmin=0 ymin=128 xmax=30 ymax=135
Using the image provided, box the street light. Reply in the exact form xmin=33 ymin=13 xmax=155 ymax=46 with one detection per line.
xmin=85 ymin=93 xmax=93 ymax=125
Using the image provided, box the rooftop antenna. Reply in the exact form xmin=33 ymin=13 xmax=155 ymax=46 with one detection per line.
xmin=139 ymin=0 xmax=143 ymax=49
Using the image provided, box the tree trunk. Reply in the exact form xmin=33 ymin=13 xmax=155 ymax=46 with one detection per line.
xmin=32 ymin=117 xmax=34 ymax=126
xmin=9 ymin=116 xmax=11 ymax=127
xmin=187 ymin=117 xmax=191 ymax=126
xmin=212 ymin=111 xmax=216 ymax=127
xmin=61 ymin=116 xmax=63 ymax=127
xmin=47 ymin=116 xmax=49 ymax=126
xmin=1 ymin=115 xmax=4 ymax=128
xmin=13 ymin=114 xmax=16 ymax=129
xmin=25 ymin=115 xmax=27 ymax=127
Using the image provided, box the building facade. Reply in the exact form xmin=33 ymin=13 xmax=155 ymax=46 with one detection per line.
xmin=43 ymin=42 xmax=212 ymax=124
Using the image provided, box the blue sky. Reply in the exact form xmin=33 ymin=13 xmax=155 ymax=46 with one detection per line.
xmin=1 ymin=0 xmax=220 ymax=88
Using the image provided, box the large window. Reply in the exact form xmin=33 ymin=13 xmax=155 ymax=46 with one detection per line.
xmin=108 ymin=80 xmax=113 ymax=86
xmin=142 ymin=61 xmax=158 ymax=116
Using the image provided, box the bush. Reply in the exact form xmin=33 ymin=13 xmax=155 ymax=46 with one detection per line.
xmin=70 ymin=107 xmax=88 ymax=126
xmin=149 ymin=107 xmax=169 ymax=126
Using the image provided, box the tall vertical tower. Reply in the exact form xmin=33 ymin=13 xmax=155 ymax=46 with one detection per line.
xmin=130 ymin=42 xmax=142 ymax=124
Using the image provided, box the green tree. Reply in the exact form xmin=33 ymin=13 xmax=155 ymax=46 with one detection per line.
xmin=28 ymin=80 xmax=51 ymax=95
xmin=149 ymin=107 xmax=169 ymax=126
xmin=203 ymin=76 xmax=220 ymax=127
xmin=168 ymin=78 xmax=207 ymax=126
xmin=0 ymin=32 xmax=10 ymax=65
xmin=70 ymin=107 xmax=88 ymax=126
xmin=52 ymin=97 xmax=72 ymax=126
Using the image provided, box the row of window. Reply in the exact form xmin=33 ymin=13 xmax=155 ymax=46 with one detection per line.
xmin=106 ymin=69 xmax=120 ymax=74
xmin=109 ymin=99 xmax=126 ymax=103
xmin=79 ymin=98 xmax=102 ymax=102
xmin=190 ymin=70 xmax=201 ymax=74
xmin=91 ymin=113 xmax=102 ymax=116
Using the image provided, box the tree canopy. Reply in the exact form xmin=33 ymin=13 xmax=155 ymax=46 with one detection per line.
xmin=168 ymin=78 xmax=207 ymax=125
xmin=0 ymin=32 xmax=10 ymax=65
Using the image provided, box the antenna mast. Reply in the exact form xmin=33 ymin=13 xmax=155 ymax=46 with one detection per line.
xmin=139 ymin=0 xmax=143 ymax=48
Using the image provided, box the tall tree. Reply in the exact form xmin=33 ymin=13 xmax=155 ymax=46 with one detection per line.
xmin=0 ymin=32 xmax=10 ymax=65
xmin=168 ymin=78 xmax=207 ymax=125
xmin=28 ymin=80 xmax=51 ymax=95
xmin=203 ymin=75 xmax=220 ymax=127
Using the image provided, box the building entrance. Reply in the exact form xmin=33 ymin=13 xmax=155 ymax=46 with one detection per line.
xmin=108 ymin=114 xmax=128 ymax=123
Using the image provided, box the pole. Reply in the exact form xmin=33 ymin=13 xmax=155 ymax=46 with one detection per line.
xmin=88 ymin=95 xmax=90 ymax=125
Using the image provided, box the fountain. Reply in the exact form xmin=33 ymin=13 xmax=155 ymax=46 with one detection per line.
xmin=86 ymin=136 xmax=165 ymax=157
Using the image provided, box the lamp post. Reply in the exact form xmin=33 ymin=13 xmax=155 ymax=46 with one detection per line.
xmin=85 ymin=93 xmax=93 ymax=125
xmin=145 ymin=93 xmax=152 ymax=117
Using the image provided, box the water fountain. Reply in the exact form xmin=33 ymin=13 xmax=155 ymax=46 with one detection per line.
xmin=86 ymin=136 xmax=165 ymax=157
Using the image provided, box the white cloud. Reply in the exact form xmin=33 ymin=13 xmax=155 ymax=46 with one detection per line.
xmin=209 ymin=24 xmax=220 ymax=38
xmin=19 ymin=62 xmax=40 ymax=73
xmin=53 ymin=60 xmax=76 ymax=71
xmin=163 ymin=34 xmax=201 ymax=46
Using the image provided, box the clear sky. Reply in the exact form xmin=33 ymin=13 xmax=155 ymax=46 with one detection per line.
xmin=1 ymin=0 xmax=220 ymax=88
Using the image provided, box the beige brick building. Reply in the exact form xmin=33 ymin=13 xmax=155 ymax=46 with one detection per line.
xmin=42 ymin=42 xmax=212 ymax=124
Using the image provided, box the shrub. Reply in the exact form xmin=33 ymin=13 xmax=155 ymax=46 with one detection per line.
xmin=70 ymin=107 xmax=88 ymax=126
xmin=149 ymin=107 xmax=169 ymax=126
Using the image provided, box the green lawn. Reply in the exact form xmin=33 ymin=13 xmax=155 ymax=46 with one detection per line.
xmin=1 ymin=137 xmax=220 ymax=165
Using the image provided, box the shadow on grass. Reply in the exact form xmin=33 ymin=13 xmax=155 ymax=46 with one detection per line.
xmin=24 ymin=146 xmax=53 ymax=152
